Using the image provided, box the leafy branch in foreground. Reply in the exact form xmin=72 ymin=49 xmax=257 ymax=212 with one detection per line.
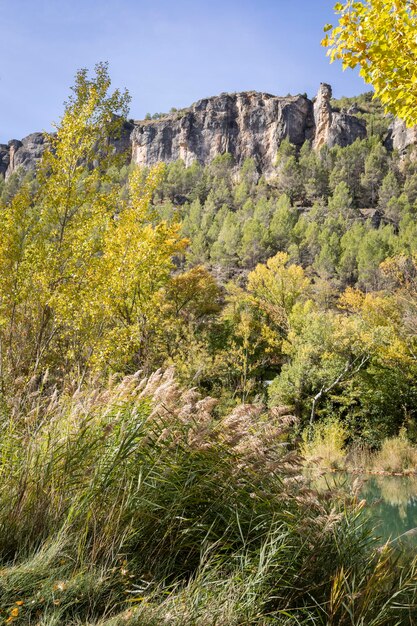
xmin=323 ymin=1 xmax=417 ymax=126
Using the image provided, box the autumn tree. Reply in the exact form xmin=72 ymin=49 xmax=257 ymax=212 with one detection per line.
xmin=0 ymin=64 xmax=186 ymax=389
xmin=323 ymin=0 xmax=417 ymax=125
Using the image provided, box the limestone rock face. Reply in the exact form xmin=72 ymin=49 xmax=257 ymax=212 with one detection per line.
xmin=2 ymin=123 xmax=133 ymax=180
xmin=1 ymin=85 xmax=370 ymax=180
xmin=313 ymin=83 xmax=366 ymax=150
xmin=327 ymin=111 xmax=367 ymax=148
xmin=386 ymin=118 xmax=417 ymax=153
xmin=313 ymin=83 xmax=333 ymax=150
xmin=5 ymin=133 xmax=46 ymax=179
xmin=131 ymin=91 xmax=316 ymax=178
xmin=0 ymin=144 xmax=10 ymax=177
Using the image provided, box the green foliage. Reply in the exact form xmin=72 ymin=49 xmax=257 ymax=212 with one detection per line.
xmin=1 ymin=371 xmax=417 ymax=625
xmin=149 ymin=133 xmax=417 ymax=289
xmin=0 ymin=65 xmax=186 ymax=386
xmin=324 ymin=0 xmax=417 ymax=126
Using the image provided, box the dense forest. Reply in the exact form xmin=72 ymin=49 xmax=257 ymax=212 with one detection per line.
xmin=1 ymin=67 xmax=417 ymax=624
xmin=3 ymin=89 xmax=416 ymax=445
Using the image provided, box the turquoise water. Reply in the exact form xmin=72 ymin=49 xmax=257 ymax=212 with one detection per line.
xmin=360 ymin=474 xmax=417 ymax=545
xmin=311 ymin=473 xmax=417 ymax=546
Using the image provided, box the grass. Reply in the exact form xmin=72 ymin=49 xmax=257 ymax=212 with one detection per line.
xmin=301 ymin=417 xmax=348 ymax=470
xmin=0 ymin=370 xmax=416 ymax=624
xmin=372 ymin=429 xmax=417 ymax=474
xmin=303 ymin=420 xmax=417 ymax=475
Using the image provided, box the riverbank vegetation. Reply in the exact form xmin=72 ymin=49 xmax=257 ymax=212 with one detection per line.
xmin=1 ymin=369 xmax=417 ymax=625
xmin=2 ymin=64 xmax=417 ymax=622
xmin=303 ymin=419 xmax=417 ymax=474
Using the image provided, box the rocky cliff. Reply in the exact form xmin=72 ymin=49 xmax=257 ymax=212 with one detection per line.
xmin=0 ymin=83 xmax=375 ymax=181
xmin=1 ymin=134 xmax=51 ymax=180
xmin=131 ymin=91 xmax=316 ymax=178
xmin=385 ymin=117 xmax=417 ymax=153
xmin=313 ymin=83 xmax=366 ymax=150
xmin=131 ymin=84 xmax=368 ymax=177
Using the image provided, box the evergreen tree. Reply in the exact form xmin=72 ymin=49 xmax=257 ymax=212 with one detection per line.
xmin=269 ymin=194 xmax=296 ymax=250
xmin=274 ymin=139 xmax=303 ymax=202
xmin=240 ymin=218 xmax=265 ymax=267
xmin=378 ymin=171 xmax=401 ymax=213
xmin=360 ymin=141 xmax=387 ymax=206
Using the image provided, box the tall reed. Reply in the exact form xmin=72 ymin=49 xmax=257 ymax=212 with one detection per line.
xmin=0 ymin=369 xmax=416 ymax=624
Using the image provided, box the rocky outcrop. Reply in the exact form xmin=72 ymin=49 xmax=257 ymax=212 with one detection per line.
xmin=313 ymin=84 xmax=333 ymax=150
xmin=1 ymin=84 xmax=369 ymax=180
xmin=313 ymin=83 xmax=366 ymax=150
xmin=131 ymin=91 xmax=316 ymax=177
xmin=386 ymin=118 xmax=417 ymax=153
xmin=6 ymin=133 xmax=47 ymax=179
xmin=0 ymin=134 xmax=49 ymax=180
xmin=0 ymin=144 xmax=10 ymax=177
xmin=132 ymin=85 xmax=367 ymax=174
xmin=327 ymin=110 xmax=367 ymax=148
xmin=2 ymin=122 xmax=133 ymax=181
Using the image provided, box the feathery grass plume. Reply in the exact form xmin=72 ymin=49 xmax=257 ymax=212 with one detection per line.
xmin=0 ymin=370 xmax=416 ymax=624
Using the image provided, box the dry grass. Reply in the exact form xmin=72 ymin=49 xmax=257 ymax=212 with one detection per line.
xmin=345 ymin=443 xmax=373 ymax=472
xmin=301 ymin=418 xmax=348 ymax=470
xmin=0 ymin=371 xmax=417 ymax=624
xmin=372 ymin=429 xmax=417 ymax=473
xmin=302 ymin=421 xmax=417 ymax=477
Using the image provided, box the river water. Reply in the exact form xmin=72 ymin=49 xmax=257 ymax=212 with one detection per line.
xmin=310 ymin=472 xmax=417 ymax=546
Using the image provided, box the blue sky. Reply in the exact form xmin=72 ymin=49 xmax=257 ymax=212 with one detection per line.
xmin=0 ymin=0 xmax=368 ymax=143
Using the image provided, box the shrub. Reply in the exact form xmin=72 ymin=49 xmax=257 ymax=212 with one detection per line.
xmin=301 ymin=417 xmax=348 ymax=470
xmin=373 ymin=428 xmax=417 ymax=473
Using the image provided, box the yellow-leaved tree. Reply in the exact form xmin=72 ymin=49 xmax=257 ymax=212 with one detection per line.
xmin=214 ymin=253 xmax=310 ymax=401
xmin=0 ymin=63 xmax=186 ymax=391
xmin=323 ymin=1 xmax=417 ymax=126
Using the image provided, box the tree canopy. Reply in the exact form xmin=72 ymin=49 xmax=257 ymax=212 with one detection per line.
xmin=0 ymin=63 xmax=187 ymax=386
xmin=323 ymin=1 xmax=417 ymax=126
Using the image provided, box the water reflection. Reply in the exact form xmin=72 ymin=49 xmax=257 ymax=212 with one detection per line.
xmin=310 ymin=471 xmax=417 ymax=546
xmin=361 ymin=475 xmax=417 ymax=545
